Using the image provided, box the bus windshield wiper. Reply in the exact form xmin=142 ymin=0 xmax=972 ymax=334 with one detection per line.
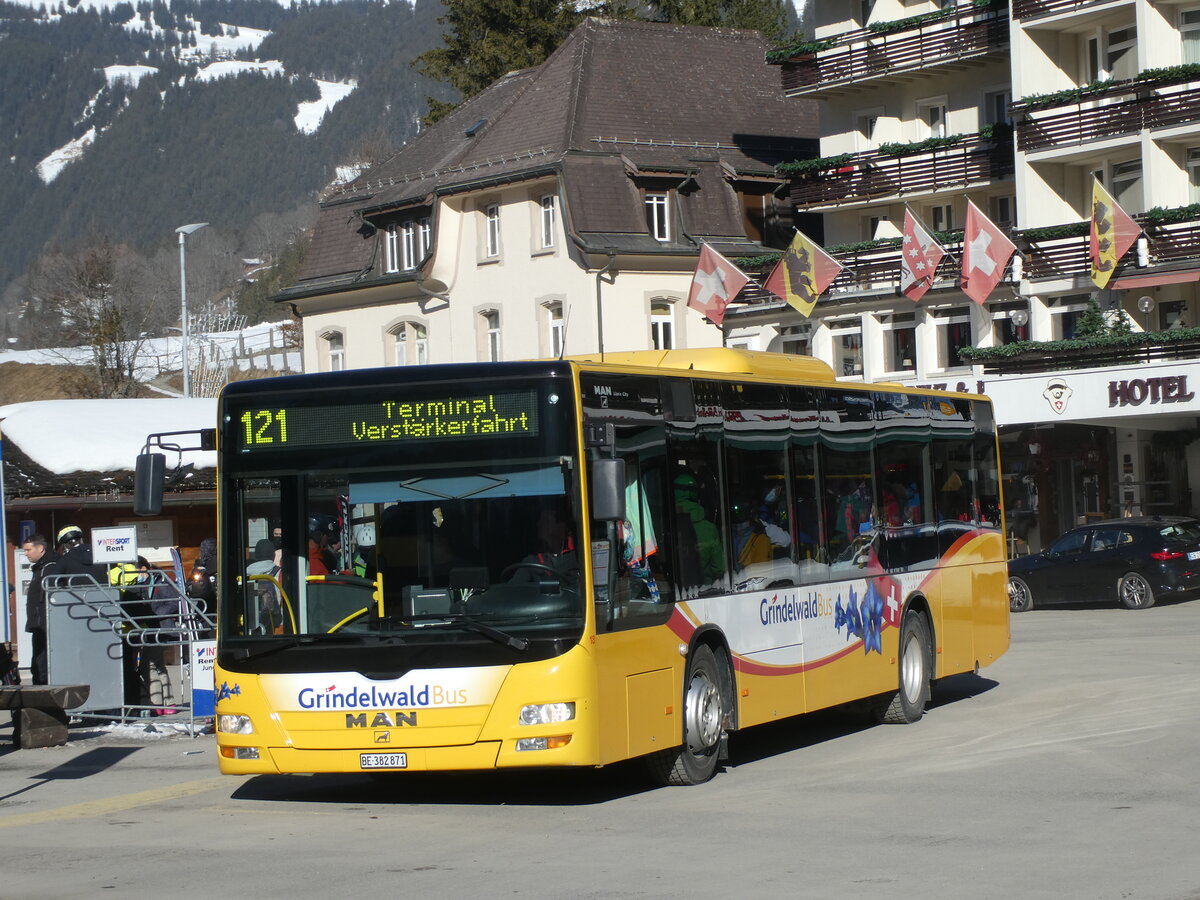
xmin=403 ymin=614 xmax=529 ymax=651
xmin=230 ymin=633 xmax=403 ymax=662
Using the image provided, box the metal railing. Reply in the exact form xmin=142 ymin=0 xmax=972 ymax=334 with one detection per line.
xmin=1011 ymin=0 xmax=1118 ymax=21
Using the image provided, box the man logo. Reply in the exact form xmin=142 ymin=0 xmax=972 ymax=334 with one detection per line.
xmin=346 ymin=711 xmax=418 ymax=728
xmin=1043 ymin=377 xmax=1073 ymax=415
xmin=374 ymin=731 xmax=391 ymax=744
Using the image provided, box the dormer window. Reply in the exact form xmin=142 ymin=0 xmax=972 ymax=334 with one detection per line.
xmin=384 ymin=225 xmax=400 ymax=274
xmin=645 ymin=192 xmax=670 ymax=242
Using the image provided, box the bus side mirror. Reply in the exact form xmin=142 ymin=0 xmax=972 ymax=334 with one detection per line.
xmin=134 ymin=452 xmax=166 ymax=516
xmin=591 ymin=458 xmax=626 ymax=522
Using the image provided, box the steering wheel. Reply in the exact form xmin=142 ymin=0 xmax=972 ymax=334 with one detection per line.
xmin=500 ymin=562 xmax=561 ymax=581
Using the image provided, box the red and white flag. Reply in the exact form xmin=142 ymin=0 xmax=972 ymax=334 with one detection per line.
xmin=899 ymin=209 xmax=945 ymax=303
xmin=687 ymin=243 xmax=749 ymax=326
xmin=961 ymin=199 xmax=1017 ymax=305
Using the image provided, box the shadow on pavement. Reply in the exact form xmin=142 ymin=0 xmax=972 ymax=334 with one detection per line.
xmin=0 ymin=746 xmax=142 ymax=803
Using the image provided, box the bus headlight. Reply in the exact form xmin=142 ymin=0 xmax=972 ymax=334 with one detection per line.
xmin=218 ymin=714 xmax=254 ymax=735
xmin=516 ymin=736 xmax=572 ymax=751
xmin=518 ymin=702 xmax=575 ymax=725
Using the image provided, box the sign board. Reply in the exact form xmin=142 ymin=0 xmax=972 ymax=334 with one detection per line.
xmin=91 ymin=525 xmax=139 ymax=565
xmin=983 ymin=359 xmax=1200 ymax=427
xmin=191 ymin=639 xmax=217 ymax=717
xmin=116 ymin=519 xmax=176 ymax=564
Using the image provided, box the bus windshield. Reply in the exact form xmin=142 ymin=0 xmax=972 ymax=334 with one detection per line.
xmin=220 ymin=372 xmax=581 ymax=650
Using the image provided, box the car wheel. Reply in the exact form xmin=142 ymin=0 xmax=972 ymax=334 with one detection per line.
xmin=1119 ymin=572 xmax=1156 ymax=609
xmin=1008 ymin=576 xmax=1034 ymax=613
xmin=646 ymin=644 xmax=727 ymax=785
xmin=873 ymin=612 xmax=932 ymax=725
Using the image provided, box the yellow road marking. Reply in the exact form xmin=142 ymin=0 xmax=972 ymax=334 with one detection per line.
xmin=0 ymin=776 xmax=232 ymax=828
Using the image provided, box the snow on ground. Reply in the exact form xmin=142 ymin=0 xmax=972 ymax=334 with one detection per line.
xmin=0 ymin=398 xmax=218 ymax=474
xmin=0 ymin=322 xmax=300 ymax=380
xmin=104 ymin=64 xmax=158 ymax=87
xmin=36 ymin=127 xmax=96 ymax=184
xmin=192 ymin=59 xmax=285 ymax=83
xmin=295 ymin=79 xmax=357 ymax=134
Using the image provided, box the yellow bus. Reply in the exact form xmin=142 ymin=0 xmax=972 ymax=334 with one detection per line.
xmin=211 ymin=349 xmax=1009 ymax=784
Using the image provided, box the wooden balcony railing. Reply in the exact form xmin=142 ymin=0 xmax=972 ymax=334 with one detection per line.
xmin=1017 ymin=86 xmax=1200 ymax=152
xmin=967 ymin=337 xmax=1200 ymax=376
xmin=735 ymin=215 xmax=1200 ymax=305
xmin=789 ymin=136 xmax=1014 ymax=207
xmin=780 ymin=11 xmax=1008 ymax=94
xmin=1011 ymin=0 xmax=1115 ymax=22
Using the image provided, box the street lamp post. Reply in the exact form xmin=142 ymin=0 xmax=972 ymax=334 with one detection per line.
xmin=176 ymin=222 xmax=208 ymax=398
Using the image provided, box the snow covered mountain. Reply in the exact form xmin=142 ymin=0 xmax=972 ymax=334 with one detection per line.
xmin=0 ymin=0 xmax=447 ymax=307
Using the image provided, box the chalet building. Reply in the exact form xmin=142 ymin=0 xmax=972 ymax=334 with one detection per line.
xmin=277 ymin=18 xmax=818 ymax=369
xmin=757 ymin=0 xmax=1200 ymax=551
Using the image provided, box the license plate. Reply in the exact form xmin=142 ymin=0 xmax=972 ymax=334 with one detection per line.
xmin=360 ymin=752 xmax=407 ymax=769
xmin=1188 ymin=551 xmax=1200 ymax=561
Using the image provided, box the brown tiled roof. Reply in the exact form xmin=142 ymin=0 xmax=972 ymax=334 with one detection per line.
xmin=284 ymin=18 xmax=817 ymax=297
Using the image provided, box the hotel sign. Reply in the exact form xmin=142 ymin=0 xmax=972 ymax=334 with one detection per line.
xmin=982 ymin=361 xmax=1200 ymax=426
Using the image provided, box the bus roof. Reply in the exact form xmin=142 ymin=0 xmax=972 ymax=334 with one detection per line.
xmin=566 ymin=348 xmax=837 ymax=381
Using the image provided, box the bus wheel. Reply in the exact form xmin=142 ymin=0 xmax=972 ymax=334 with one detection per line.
xmin=648 ymin=644 xmax=725 ymax=786
xmin=875 ymin=612 xmax=931 ymax=725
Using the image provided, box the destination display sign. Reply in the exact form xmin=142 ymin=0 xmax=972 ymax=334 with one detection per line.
xmin=233 ymin=390 xmax=540 ymax=452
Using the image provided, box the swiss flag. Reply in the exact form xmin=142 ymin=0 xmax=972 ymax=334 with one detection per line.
xmin=899 ymin=209 xmax=945 ymax=303
xmin=687 ymin=243 xmax=749 ymax=326
xmin=960 ymin=200 xmax=1017 ymax=305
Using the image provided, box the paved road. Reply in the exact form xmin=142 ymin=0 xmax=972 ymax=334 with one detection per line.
xmin=2 ymin=601 xmax=1199 ymax=900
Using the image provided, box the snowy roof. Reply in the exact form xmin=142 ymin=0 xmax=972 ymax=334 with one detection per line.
xmin=0 ymin=399 xmax=217 ymax=476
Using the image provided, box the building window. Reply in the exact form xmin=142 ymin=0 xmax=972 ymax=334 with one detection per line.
xmin=546 ymin=302 xmax=565 ymax=357
xmin=855 ymin=110 xmax=882 ymax=151
xmin=991 ymin=302 xmax=1028 ymax=346
xmin=917 ymin=99 xmax=948 ymax=139
xmin=1161 ymin=300 xmax=1188 ymax=330
xmin=830 ymin=318 xmax=863 ymax=377
xmin=1183 ymin=9 xmax=1200 ymax=65
xmin=419 ymin=217 xmax=432 ymax=258
xmin=324 ymin=331 xmax=345 ymax=372
xmin=484 ymin=204 xmax=501 ymax=258
xmin=645 ymin=192 xmax=670 ymax=242
xmin=482 ymin=309 xmax=501 ymax=361
xmin=1111 ymin=159 xmax=1142 ymax=211
xmin=1187 ymin=148 xmax=1200 ymax=203
xmin=882 ymin=313 xmax=916 ymax=374
xmin=650 ymin=299 xmax=675 ymax=350
xmin=929 ymin=204 xmax=953 ymax=233
xmin=1050 ymin=297 xmax=1089 ymax=340
xmin=983 ymin=89 xmax=1011 ymax=126
xmin=384 ymin=225 xmax=399 ymax=274
xmin=540 ymin=194 xmax=557 ymax=249
xmin=932 ymin=306 xmax=972 ymax=369
xmin=401 ymin=221 xmax=417 ymax=271
xmin=1088 ymin=26 xmax=1137 ymax=81
xmin=392 ymin=322 xmax=428 ymax=366
xmin=991 ymin=195 xmax=1015 ymax=227
xmin=779 ymin=323 xmax=812 ymax=355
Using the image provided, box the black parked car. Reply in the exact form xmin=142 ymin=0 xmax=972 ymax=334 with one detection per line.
xmin=1007 ymin=517 xmax=1200 ymax=612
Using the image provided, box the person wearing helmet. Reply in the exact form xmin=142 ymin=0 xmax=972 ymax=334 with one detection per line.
xmin=55 ymin=524 xmax=101 ymax=580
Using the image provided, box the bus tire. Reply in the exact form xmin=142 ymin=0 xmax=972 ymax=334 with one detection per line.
xmin=875 ymin=612 xmax=932 ymax=725
xmin=1008 ymin=577 xmax=1034 ymax=613
xmin=648 ymin=644 xmax=725 ymax=786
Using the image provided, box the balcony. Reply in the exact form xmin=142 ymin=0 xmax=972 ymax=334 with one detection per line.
xmin=1017 ymin=85 xmax=1200 ymax=154
xmin=1011 ymin=0 xmax=1118 ymax=21
xmin=785 ymin=132 xmax=1013 ymax=208
xmin=962 ymin=333 xmax=1200 ymax=375
xmin=733 ymin=207 xmax=1200 ymax=307
xmin=776 ymin=6 xmax=1009 ymax=97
